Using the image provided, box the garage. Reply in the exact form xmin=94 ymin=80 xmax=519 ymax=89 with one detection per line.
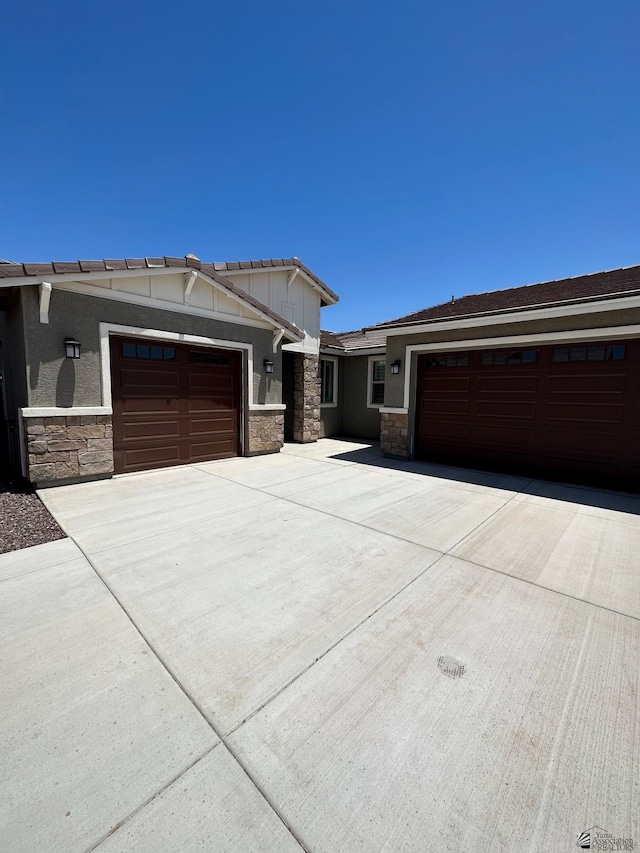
xmin=415 ymin=337 xmax=640 ymax=486
xmin=110 ymin=336 xmax=241 ymax=474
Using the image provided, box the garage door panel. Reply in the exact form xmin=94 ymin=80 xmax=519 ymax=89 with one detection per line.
xmin=415 ymin=340 xmax=639 ymax=487
xmin=121 ymin=419 xmax=181 ymax=440
xmin=548 ymin=373 xmax=627 ymax=394
xmin=477 ymin=376 xmax=539 ymax=394
xmin=121 ymin=445 xmax=182 ymax=469
xmin=189 ymin=438 xmax=237 ymax=460
xmin=188 ymin=415 xmax=236 ymax=434
xmin=110 ymin=336 xmax=241 ymax=474
xmin=187 ymin=371 xmax=235 ymax=391
xmin=116 ymin=367 xmax=180 ymax=391
xmin=546 ymin=402 xmax=625 ymax=424
xmin=186 ymin=397 xmax=237 ymax=413
xmin=476 ymin=400 xmax=536 ymax=419
xmin=474 ymin=423 xmax=535 ymax=444
xmin=420 ymin=376 xmax=470 ymax=393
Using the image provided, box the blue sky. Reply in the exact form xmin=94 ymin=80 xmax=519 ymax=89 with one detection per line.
xmin=1 ymin=1 xmax=639 ymax=330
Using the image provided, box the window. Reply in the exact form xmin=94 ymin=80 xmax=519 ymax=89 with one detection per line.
xmin=122 ymin=342 xmax=176 ymax=360
xmin=424 ymin=354 xmax=469 ymax=368
xmin=480 ymin=349 xmax=537 ymax=366
xmin=368 ymin=358 xmax=385 ymax=407
xmin=553 ymin=344 xmax=625 ymax=363
xmin=320 ymin=357 xmax=337 ymax=406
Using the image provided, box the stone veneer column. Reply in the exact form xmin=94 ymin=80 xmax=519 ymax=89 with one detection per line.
xmin=379 ymin=411 xmax=410 ymax=457
xmin=247 ymin=411 xmax=284 ymax=455
xmin=25 ymin=414 xmax=114 ymax=485
xmin=292 ymin=353 xmax=320 ymax=443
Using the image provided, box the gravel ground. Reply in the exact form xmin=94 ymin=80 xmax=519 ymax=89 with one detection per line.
xmin=0 ymin=479 xmax=66 ymax=554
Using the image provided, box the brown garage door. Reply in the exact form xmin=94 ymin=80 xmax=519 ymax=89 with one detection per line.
xmin=110 ymin=336 xmax=241 ymax=474
xmin=415 ymin=338 xmax=640 ymax=487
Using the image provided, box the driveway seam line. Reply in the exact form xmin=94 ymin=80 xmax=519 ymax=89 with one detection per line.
xmin=443 ymin=483 xmax=532 ymax=552
xmin=83 ymin=743 xmax=220 ymax=853
xmin=226 ymin=550 xmax=449 ymax=735
xmin=453 ymin=553 xmax=640 ymax=623
xmin=0 ymin=554 xmax=80 ymax=585
xmin=206 ymin=466 xmax=640 ymax=621
xmin=68 ymin=534 xmax=312 ymax=853
xmin=70 ymin=495 xmax=280 ymax=556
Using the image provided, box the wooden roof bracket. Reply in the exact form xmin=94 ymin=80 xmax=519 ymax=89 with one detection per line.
xmin=39 ymin=281 xmax=52 ymax=324
xmin=273 ymin=328 xmax=285 ymax=353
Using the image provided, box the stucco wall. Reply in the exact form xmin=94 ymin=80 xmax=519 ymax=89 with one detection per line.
xmin=342 ymin=355 xmax=381 ymax=440
xmin=383 ymin=306 xmax=640 ymax=408
xmin=20 ymin=286 xmax=281 ymax=408
xmin=319 ymin=358 xmax=344 ymax=438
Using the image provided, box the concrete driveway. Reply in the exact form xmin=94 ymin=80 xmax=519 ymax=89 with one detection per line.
xmin=2 ymin=439 xmax=638 ymax=852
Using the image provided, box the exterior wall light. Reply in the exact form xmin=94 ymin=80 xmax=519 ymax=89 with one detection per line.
xmin=391 ymin=359 xmax=402 ymax=374
xmin=64 ymin=337 xmax=81 ymax=359
xmin=263 ymin=359 xmax=274 ymax=374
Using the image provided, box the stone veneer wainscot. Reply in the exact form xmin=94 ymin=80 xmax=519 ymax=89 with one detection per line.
xmin=380 ymin=411 xmax=409 ymax=457
xmin=25 ymin=415 xmax=114 ymax=485
xmin=247 ymin=411 xmax=284 ymax=455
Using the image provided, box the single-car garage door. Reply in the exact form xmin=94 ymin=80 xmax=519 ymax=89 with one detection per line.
xmin=415 ymin=338 xmax=640 ymax=486
xmin=110 ymin=336 xmax=241 ymax=474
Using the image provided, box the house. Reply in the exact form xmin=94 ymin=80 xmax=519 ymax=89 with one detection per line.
xmin=2 ymin=254 xmax=639 ymax=490
xmin=363 ymin=264 xmax=640 ymax=488
xmin=318 ymin=328 xmax=387 ymax=440
xmin=0 ymin=255 xmax=337 ymax=486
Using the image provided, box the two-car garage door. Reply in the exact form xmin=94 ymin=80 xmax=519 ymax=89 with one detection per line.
xmin=110 ymin=336 xmax=241 ymax=474
xmin=415 ymin=337 xmax=640 ymax=486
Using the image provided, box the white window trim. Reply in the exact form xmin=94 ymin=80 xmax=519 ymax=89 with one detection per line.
xmin=367 ymin=355 xmax=386 ymax=409
xmin=320 ymin=356 xmax=338 ymax=408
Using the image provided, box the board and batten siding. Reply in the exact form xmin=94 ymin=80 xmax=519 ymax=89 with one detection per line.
xmin=223 ymin=271 xmax=321 ymax=353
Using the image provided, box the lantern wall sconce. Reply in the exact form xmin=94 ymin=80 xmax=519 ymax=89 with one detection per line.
xmin=391 ymin=359 xmax=402 ymax=374
xmin=263 ymin=359 xmax=274 ymax=374
xmin=64 ymin=337 xmax=81 ymax=359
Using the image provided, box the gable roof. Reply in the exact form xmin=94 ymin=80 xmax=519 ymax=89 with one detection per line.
xmin=212 ymin=257 xmax=339 ymax=306
xmin=367 ymin=263 xmax=640 ymax=331
xmin=0 ymin=255 xmax=303 ymax=341
xmin=320 ymin=328 xmax=386 ymax=352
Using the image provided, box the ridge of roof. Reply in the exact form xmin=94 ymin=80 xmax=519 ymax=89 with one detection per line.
xmin=367 ymin=263 xmax=640 ymax=330
xmin=213 ymin=257 xmax=339 ymax=305
xmin=0 ymin=255 xmax=303 ymax=341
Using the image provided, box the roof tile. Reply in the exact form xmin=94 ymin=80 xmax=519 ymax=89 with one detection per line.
xmin=24 ymin=263 xmax=54 ymax=276
xmin=370 ymin=264 xmax=640 ymax=330
xmin=79 ymin=260 xmax=107 ymax=272
xmin=52 ymin=261 xmax=81 ymax=274
xmin=0 ymin=264 xmax=25 ymax=278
